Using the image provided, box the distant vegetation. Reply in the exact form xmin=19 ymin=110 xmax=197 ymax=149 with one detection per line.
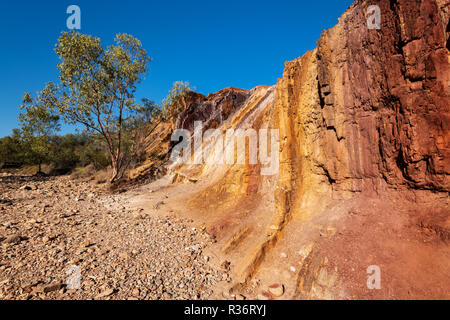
xmin=0 ymin=31 xmax=192 ymax=184
xmin=0 ymin=131 xmax=110 ymax=173
xmin=161 ymin=81 xmax=192 ymax=121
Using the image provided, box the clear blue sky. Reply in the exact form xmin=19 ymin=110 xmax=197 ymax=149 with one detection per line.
xmin=0 ymin=0 xmax=353 ymax=137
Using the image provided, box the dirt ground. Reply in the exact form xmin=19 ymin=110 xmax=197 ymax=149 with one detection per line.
xmin=0 ymin=171 xmax=228 ymax=300
xmin=1 ymin=170 xmax=448 ymax=300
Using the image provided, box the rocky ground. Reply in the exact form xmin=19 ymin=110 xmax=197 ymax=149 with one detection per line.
xmin=0 ymin=172 xmax=226 ymax=300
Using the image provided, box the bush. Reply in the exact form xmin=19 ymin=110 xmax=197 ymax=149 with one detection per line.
xmin=161 ymin=81 xmax=192 ymax=121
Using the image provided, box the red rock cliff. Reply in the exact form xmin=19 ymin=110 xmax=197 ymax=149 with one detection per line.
xmin=135 ymin=0 xmax=449 ymax=299
xmin=277 ymin=0 xmax=449 ymax=197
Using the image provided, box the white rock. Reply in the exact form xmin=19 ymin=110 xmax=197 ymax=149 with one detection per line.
xmin=257 ymin=293 xmax=270 ymax=300
xmin=268 ymin=284 xmax=285 ymax=297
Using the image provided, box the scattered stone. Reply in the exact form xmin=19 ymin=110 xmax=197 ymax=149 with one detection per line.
xmin=22 ymin=281 xmax=43 ymax=293
xmin=0 ymin=199 xmax=13 ymax=205
xmin=268 ymin=284 xmax=285 ymax=297
xmin=81 ymin=240 xmax=92 ymax=247
xmin=32 ymin=282 xmax=62 ymax=294
xmin=119 ymin=252 xmax=129 ymax=260
xmin=221 ymin=261 xmax=231 ymax=270
xmin=43 ymin=283 xmax=63 ymax=293
xmin=0 ymin=174 xmax=222 ymax=300
xmin=132 ymin=288 xmax=140 ymax=297
xmin=257 ymin=291 xmax=271 ymax=300
xmin=95 ymin=288 xmax=115 ymax=299
xmin=5 ymin=234 xmax=22 ymax=244
xmin=154 ymin=201 xmax=164 ymax=210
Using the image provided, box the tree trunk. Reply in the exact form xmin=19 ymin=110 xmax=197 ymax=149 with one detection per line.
xmin=110 ymin=155 xmax=119 ymax=183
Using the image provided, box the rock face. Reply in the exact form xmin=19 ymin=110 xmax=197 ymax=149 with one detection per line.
xmin=269 ymin=0 xmax=449 ymax=298
xmin=277 ymin=0 xmax=449 ymax=196
xmin=135 ymin=0 xmax=449 ymax=299
xmin=176 ymin=88 xmax=250 ymax=132
xmin=128 ymin=88 xmax=251 ymax=182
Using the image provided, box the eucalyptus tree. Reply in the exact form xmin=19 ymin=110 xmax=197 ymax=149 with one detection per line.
xmin=54 ymin=31 xmax=151 ymax=182
xmin=18 ymin=83 xmax=61 ymax=173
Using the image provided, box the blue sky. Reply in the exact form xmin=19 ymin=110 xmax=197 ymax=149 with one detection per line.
xmin=0 ymin=0 xmax=353 ymax=137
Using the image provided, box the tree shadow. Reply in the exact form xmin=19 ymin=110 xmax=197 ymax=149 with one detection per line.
xmin=0 ymin=174 xmax=51 ymax=185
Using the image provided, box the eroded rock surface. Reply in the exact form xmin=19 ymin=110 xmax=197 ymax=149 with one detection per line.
xmin=131 ymin=0 xmax=449 ymax=299
xmin=1 ymin=0 xmax=448 ymax=300
xmin=0 ymin=174 xmax=223 ymax=300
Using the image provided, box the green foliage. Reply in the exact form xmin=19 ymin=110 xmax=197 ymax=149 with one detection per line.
xmin=54 ymin=31 xmax=152 ymax=182
xmin=0 ymin=131 xmax=111 ymax=173
xmin=161 ymin=81 xmax=192 ymax=121
xmin=18 ymin=84 xmax=61 ymax=172
xmin=0 ymin=129 xmax=25 ymax=166
xmin=75 ymin=133 xmax=110 ymax=169
xmin=5 ymin=31 xmax=193 ymax=180
xmin=49 ymin=134 xmax=83 ymax=169
xmin=138 ymin=98 xmax=161 ymax=122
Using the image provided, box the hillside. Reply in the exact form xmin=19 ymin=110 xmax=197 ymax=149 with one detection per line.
xmin=1 ymin=0 xmax=448 ymax=300
xmin=126 ymin=0 xmax=449 ymax=299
